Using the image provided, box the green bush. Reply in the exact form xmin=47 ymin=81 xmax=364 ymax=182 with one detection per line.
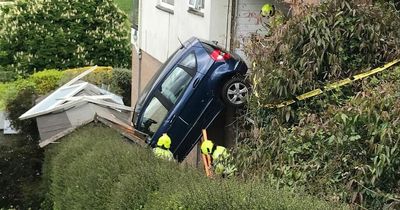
xmin=60 ymin=66 xmax=113 ymax=85
xmin=248 ymin=0 xmax=400 ymax=104
xmin=42 ymin=124 xmax=344 ymax=209
xmin=29 ymin=69 xmax=63 ymax=95
xmin=0 ymin=66 xmax=17 ymax=82
xmin=5 ymin=80 xmax=39 ymax=140
xmin=145 ymin=178 xmax=342 ymax=210
xmin=235 ymin=0 xmax=400 ymax=208
xmin=0 ymin=0 xmax=130 ymax=75
xmin=0 ymin=83 xmax=9 ymax=110
xmin=0 ymin=134 xmax=44 ymax=210
xmin=110 ymin=68 xmax=131 ymax=106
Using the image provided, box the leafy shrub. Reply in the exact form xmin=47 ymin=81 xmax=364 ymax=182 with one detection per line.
xmin=235 ymin=0 xmax=400 ymax=209
xmin=0 ymin=66 xmax=17 ymax=82
xmin=5 ymin=80 xmax=39 ymax=140
xmin=247 ymin=0 xmax=400 ymax=104
xmin=29 ymin=69 xmax=63 ymax=95
xmin=42 ymin=124 xmax=342 ymax=209
xmin=145 ymin=178 xmax=342 ymax=210
xmin=0 ymin=83 xmax=9 ymax=110
xmin=61 ymin=66 xmax=113 ymax=86
xmin=0 ymin=134 xmax=44 ymax=210
xmin=0 ymin=0 xmax=130 ymax=75
xmin=110 ymin=68 xmax=131 ymax=106
xmin=235 ymin=68 xmax=400 ymax=208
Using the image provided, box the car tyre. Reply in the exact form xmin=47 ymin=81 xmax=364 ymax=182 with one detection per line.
xmin=222 ymin=77 xmax=249 ymax=107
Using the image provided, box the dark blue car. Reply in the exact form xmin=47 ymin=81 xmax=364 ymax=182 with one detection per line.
xmin=133 ymin=37 xmax=248 ymax=161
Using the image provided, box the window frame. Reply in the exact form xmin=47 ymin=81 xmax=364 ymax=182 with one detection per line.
xmin=159 ymin=0 xmax=174 ymax=10
xmin=188 ymin=0 xmax=204 ymax=11
xmin=139 ymin=96 xmax=169 ymax=137
xmin=137 ymin=51 xmax=197 ymax=137
xmin=157 ymin=51 xmax=197 ymax=106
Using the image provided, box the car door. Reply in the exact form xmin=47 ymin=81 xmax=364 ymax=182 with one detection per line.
xmin=146 ymin=52 xmax=198 ymax=147
xmin=167 ymin=50 xmax=215 ymax=159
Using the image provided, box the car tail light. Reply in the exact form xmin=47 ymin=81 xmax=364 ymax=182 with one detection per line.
xmin=210 ymin=49 xmax=231 ymax=62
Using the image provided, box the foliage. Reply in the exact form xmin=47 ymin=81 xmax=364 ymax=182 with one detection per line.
xmin=29 ymin=69 xmax=64 ymax=95
xmin=113 ymin=0 xmax=133 ymax=19
xmin=61 ymin=66 xmax=113 ymax=87
xmin=0 ymin=134 xmax=44 ymax=209
xmin=5 ymin=82 xmax=39 ymax=140
xmin=42 ymin=124 xmax=343 ymax=209
xmin=146 ymin=177 xmax=342 ymax=210
xmin=0 ymin=83 xmax=9 ymax=110
xmin=235 ymin=0 xmax=400 ymax=209
xmin=0 ymin=66 xmax=17 ymax=82
xmin=110 ymin=68 xmax=131 ymax=106
xmin=247 ymin=0 xmax=400 ymax=104
xmin=0 ymin=0 xmax=131 ymax=76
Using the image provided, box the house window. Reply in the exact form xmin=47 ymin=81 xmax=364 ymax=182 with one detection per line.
xmin=189 ymin=0 xmax=204 ymax=10
xmin=162 ymin=0 xmax=174 ymax=5
xmin=160 ymin=0 xmax=174 ymax=9
xmin=188 ymin=0 xmax=204 ymax=17
xmin=157 ymin=0 xmax=174 ymax=14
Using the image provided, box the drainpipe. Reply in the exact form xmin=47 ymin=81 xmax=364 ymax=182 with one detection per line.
xmin=229 ymin=0 xmax=237 ymax=51
xmin=225 ymin=0 xmax=232 ymax=50
xmin=137 ymin=0 xmax=143 ymax=100
xmin=137 ymin=48 xmax=142 ymax=98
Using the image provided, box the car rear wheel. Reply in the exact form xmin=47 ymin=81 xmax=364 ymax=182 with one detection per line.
xmin=222 ymin=77 xmax=249 ymax=107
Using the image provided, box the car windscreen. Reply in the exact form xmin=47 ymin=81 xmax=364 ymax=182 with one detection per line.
xmin=139 ymin=97 xmax=168 ymax=137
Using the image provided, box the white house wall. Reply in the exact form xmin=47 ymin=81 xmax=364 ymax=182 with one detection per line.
xmin=209 ymin=0 xmax=231 ymax=49
xmin=0 ymin=111 xmax=4 ymax=130
xmin=140 ymin=0 xmax=230 ymax=63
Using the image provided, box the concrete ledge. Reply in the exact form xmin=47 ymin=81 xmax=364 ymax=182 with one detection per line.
xmin=155 ymin=4 xmax=174 ymax=15
xmin=187 ymin=8 xmax=204 ymax=17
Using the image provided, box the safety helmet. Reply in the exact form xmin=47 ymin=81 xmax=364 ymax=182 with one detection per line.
xmin=201 ymin=140 xmax=214 ymax=155
xmin=157 ymin=133 xmax=172 ymax=149
xmin=261 ymin=4 xmax=275 ymax=17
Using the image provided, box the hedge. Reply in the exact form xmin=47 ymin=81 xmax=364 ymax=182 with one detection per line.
xmin=0 ymin=0 xmax=130 ymax=75
xmin=235 ymin=0 xmax=400 ymax=209
xmin=0 ymin=134 xmax=44 ymax=209
xmin=42 ymin=124 xmax=346 ymax=209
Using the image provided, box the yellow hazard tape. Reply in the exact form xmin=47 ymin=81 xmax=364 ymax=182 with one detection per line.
xmin=262 ymin=59 xmax=400 ymax=108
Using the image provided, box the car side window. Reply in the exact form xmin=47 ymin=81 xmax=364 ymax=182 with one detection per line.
xmin=160 ymin=67 xmax=192 ymax=104
xmin=160 ymin=53 xmax=196 ymax=104
xmin=140 ymin=97 xmax=168 ymax=136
